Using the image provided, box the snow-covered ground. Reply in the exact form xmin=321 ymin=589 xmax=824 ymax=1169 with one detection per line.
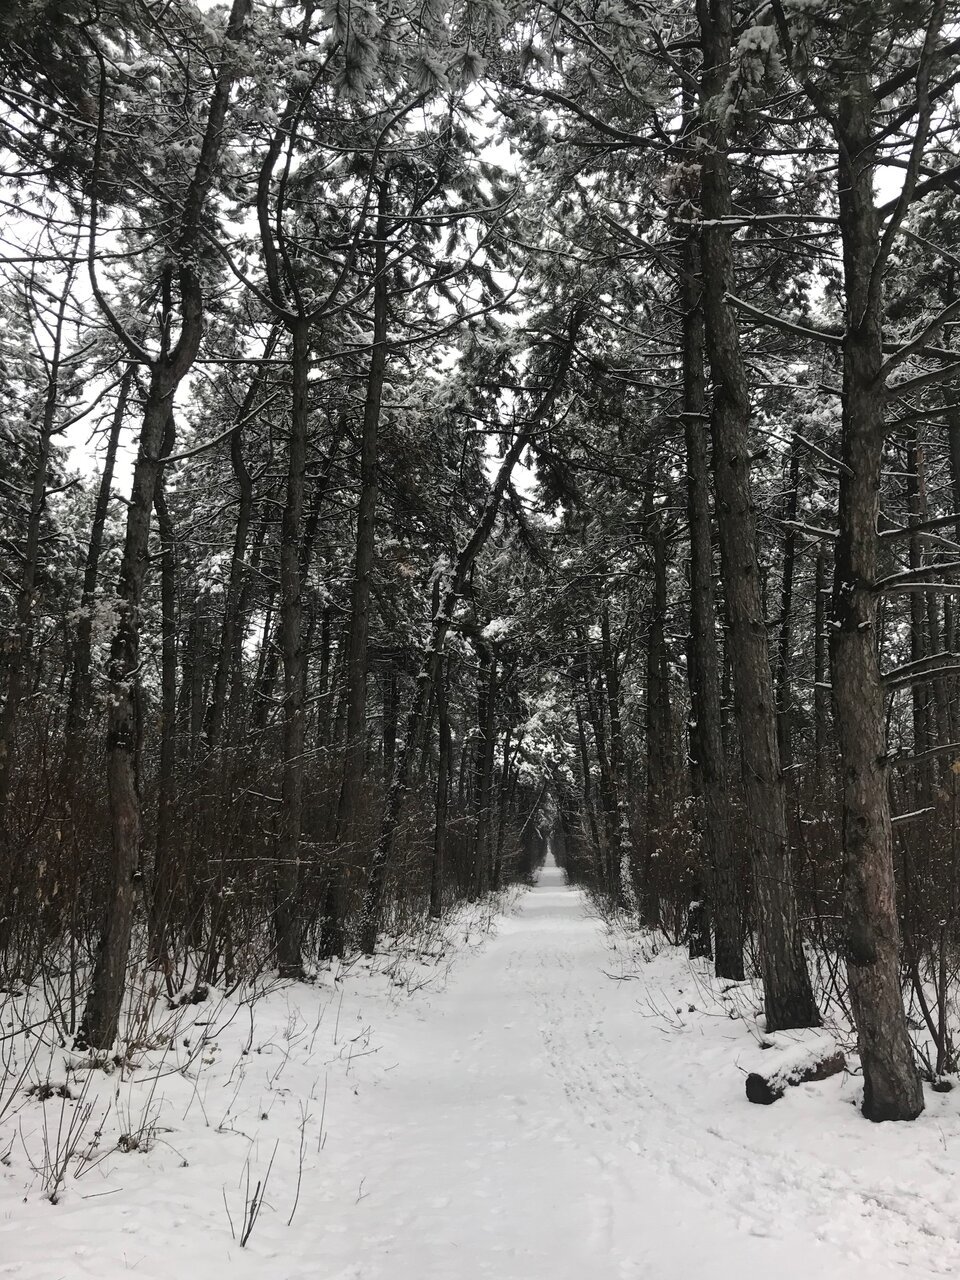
xmin=3 ymin=858 xmax=960 ymax=1278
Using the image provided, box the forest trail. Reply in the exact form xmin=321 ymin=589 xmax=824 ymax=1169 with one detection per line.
xmin=301 ymin=857 xmax=960 ymax=1280
xmin=6 ymin=859 xmax=960 ymax=1279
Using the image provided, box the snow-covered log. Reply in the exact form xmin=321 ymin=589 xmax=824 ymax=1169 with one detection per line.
xmin=745 ymin=1032 xmax=845 ymax=1105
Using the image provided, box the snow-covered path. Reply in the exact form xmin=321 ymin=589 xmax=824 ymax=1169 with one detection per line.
xmin=302 ymin=857 xmax=960 ymax=1280
xmin=6 ymin=856 xmax=960 ymax=1278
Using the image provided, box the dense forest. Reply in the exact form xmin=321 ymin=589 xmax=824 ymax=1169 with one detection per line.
xmin=3 ymin=0 xmax=960 ymax=1137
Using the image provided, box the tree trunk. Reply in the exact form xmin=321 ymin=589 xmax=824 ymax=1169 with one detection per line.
xmin=316 ymin=606 xmax=333 ymax=753
xmin=775 ymin=440 xmax=801 ymax=767
xmin=64 ymin=369 xmax=130 ymax=773
xmin=274 ymin=319 xmax=310 ymax=978
xmin=697 ymin=0 xmax=818 ymax=1031
xmin=151 ymin=410 xmax=178 ymax=960
xmin=77 ymin=0 xmax=253 ymax=1048
xmin=429 ymin=655 xmax=451 ymax=919
xmin=324 ymin=182 xmax=390 ymax=957
xmin=254 ymin=442 xmax=339 ymax=732
xmin=582 ymin=656 xmax=623 ymax=906
xmin=382 ymin=657 xmax=399 ymax=783
xmin=470 ymin=642 xmax=496 ymax=898
xmin=601 ymin=603 xmax=633 ymax=907
xmin=77 ymin=375 xmax=174 ymax=1048
xmin=813 ymin=544 xmax=831 ymax=787
xmin=829 ymin=58 xmax=923 ymax=1120
xmin=679 ymin=235 xmax=743 ymax=980
xmin=204 ymin=337 xmax=276 ymax=754
xmin=906 ymin=427 xmax=935 ymax=801
xmin=492 ymin=722 xmax=517 ymax=892
xmin=574 ymin=701 xmax=605 ymax=887
xmin=643 ymin=522 xmax=672 ymax=929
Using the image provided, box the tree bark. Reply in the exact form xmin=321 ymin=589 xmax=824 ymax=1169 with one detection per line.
xmin=78 ymin=0 xmax=253 ymax=1049
xmin=151 ymin=409 xmax=178 ymax=960
xmin=274 ymin=319 xmax=310 ymax=978
xmin=643 ymin=521 xmax=672 ymax=929
xmin=574 ymin=700 xmax=605 ymax=887
xmin=323 ymin=181 xmax=390 ymax=957
xmin=471 ymin=643 xmax=497 ymax=898
xmin=582 ymin=653 xmax=622 ymax=906
xmin=813 ymin=544 xmax=830 ymax=787
xmin=429 ymin=654 xmax=451 ymax=919
xmin=491 ymin=723 xmax=516 ymax=893
xmin=77 ymin=375 xmax=176 ymax=1048
xmin=829 ymin=52 xmax=924 ymax=1121
xmin=697 ymin=0 xmax=818 ymax=1031
xmin=775 ymin=440 xmax=801 ymax=767
xmin=679 ymin=235 xmax=743 ymax=980
xmin=601 ymin=603 xmax=633 ymax=908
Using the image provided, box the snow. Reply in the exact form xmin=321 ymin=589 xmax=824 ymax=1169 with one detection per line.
xmin=4 ymin=861 xmax=960 ymax=1277
xmin=480 ymin=615 xmax=514 ymax=642
xmin=742 ymin=1027 xmax=842 ymax=1079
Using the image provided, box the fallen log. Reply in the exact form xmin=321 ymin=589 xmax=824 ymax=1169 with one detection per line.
xmin=745 ymin=1032 xmax=845 ymax=1105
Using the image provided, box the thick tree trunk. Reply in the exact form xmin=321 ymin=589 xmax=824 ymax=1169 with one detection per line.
xmin=77 ymin=377 xmax=174 ymax=1048
xmin=697 ymin=0 xmax=818 ymax=1031
xmin=78 ymin=0 xmax=253 ymax=1049
xmin=830 ymin=63 xmax=923 ymax=1121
